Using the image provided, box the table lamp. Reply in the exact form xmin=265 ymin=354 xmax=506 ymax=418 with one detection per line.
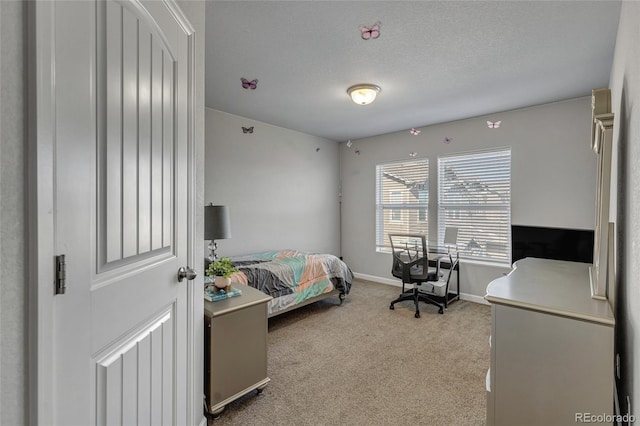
xmin=204 ymin=204 xmax=231 ymax=262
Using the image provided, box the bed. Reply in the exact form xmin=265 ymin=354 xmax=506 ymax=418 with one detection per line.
xmin=223 ymin=249 xmax=353 ymax=317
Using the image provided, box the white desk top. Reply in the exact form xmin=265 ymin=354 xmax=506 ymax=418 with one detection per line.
xmin=485 ymin=257 xmax=614 ymax=326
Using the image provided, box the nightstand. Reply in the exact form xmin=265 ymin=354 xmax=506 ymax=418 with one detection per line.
xmin=204 ymin=284 xmax=272 ymax=417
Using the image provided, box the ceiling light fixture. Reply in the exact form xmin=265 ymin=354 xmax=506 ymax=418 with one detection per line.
xmin=347 ymin=84 xmax=381 ymax=105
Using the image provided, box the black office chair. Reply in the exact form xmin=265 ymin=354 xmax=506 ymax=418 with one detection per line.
xmin=388 ymin=233 xmax=457 ymax=318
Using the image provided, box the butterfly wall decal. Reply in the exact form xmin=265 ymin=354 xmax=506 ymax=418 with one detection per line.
xmin=346 ymin=140 xmax=353 ymax=148
xmin=443 ymin=137 xmax=452 ymax=144
xmin=241 ymin=78 xmax=258 ymax=90
xmin=242 ymin=126 xmax=254 ymax=134
xmin=409 ymin=152 xmax=418 ymax=157
xmin=410 ymin=128 xmax=421 ymax=136
xmin=360 ymin=22 xmax=381 ymax=40
xmin=487 ymin=121 xmax=501 ymax=129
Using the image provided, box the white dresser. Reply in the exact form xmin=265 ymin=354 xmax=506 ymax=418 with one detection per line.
xmin=485 ymin=258 xmax=614 ymax=426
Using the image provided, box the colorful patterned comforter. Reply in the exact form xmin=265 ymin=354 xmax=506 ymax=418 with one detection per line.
xmin=230 ymin=250 xmax=353 ymax=315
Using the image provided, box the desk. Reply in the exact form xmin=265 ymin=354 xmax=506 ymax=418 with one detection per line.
xmin=204 ymin=285 xmax=272 ymax=417
xmin=485 ymin=258 xmax=614 ymax=425
xmin=426 ymin=242 xmax=461 ymax=306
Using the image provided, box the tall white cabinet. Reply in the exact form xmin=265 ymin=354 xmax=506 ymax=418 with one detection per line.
xmin=485 ymin=258 xmax=614 ymax=426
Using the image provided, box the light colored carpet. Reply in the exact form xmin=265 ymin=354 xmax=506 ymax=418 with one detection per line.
xmin=209 ymin=279 xmax=491 ymax=425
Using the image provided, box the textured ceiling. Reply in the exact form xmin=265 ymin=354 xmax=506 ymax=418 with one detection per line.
xmin=205 ymin=1 xmax=621 ymax=142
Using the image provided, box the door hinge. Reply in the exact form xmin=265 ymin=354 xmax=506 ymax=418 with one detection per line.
xmin=55 ymin=254 xmax=66 ymax=295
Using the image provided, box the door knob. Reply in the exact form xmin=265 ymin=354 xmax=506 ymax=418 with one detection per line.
xmin=177 ymin=266 xmax=197 ymax=282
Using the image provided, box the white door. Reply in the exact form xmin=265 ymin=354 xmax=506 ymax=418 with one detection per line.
xmin=32 ymin=1 xmax=196 ymax=424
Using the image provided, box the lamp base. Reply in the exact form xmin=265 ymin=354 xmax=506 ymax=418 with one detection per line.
xmin=207 ymin=240 xmax=218 ymax=263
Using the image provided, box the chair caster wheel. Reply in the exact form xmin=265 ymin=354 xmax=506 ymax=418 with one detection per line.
xmin=415 ymin=312 xmax=420 ymax=318
xmin=389 ymin=304 xmax=394 ymax=310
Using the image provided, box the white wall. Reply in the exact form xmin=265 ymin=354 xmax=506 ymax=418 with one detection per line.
xmin=205 ymin=108 xmax=341 ymax=257
xmin=0 ymin=1 xmax=26 ymax=424
xmin=340 ymin=97 xmax=596 ymax=299
xmin=609 ymin=0 xmax=639 ymax=418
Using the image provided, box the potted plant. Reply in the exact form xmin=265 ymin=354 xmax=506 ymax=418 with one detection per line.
xmin=206 ymin=257 xmax=238 ymax=289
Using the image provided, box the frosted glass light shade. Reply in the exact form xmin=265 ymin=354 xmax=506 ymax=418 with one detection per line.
xmin=347 ymin=84 xmax=381 ymax=105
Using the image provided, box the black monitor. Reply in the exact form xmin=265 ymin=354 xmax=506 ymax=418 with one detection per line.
xmin=511 ymin=225 xmax=594 ymax=264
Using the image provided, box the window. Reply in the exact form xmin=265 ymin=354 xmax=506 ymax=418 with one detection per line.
xmin=376 ymin=159 xmax=429 ymax=252
xmin=389 ymin=191 xmax=402 ymax=221
xmin=438 ymin=148 xmax=511 ymax=263
xmin=418 ymin=191 xmax=428 ymax=221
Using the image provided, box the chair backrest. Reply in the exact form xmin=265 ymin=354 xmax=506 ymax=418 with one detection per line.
xmin=389 ymin=233 xmax=428 ymax=259
xmin=388 ymin=234 xmax=429 ymax=281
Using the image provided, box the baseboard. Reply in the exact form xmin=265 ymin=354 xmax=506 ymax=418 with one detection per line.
xmin=354 ymin=272 xmax=399 ymax=286
xmin=353 ymin=272 xmax=489 ymax=305
xmin=459 ymin=293 xmax=490 ymax=305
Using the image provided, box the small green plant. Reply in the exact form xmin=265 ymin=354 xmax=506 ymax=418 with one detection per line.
xmin=206 ymin=257 xmax=238 ymax=278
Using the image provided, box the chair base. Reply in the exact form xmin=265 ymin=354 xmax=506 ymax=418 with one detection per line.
xmin=389 ymin=289 xmax=444 ymax=318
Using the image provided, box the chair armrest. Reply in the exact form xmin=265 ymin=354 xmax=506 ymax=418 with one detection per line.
xmin=433 ymin=252 xmax=456 ymax=278
xmin=434 ymin=256 xmax=442 ymax=278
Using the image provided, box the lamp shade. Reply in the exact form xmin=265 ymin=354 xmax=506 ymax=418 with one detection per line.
xmin=204 ymin=204 xmax=231 ymax=240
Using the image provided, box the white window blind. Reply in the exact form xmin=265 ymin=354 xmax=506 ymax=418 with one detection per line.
xmin=438 ymin=148 xmax=511 ymax=263
xmin=376 ymin=159 xmax=429 ymax=252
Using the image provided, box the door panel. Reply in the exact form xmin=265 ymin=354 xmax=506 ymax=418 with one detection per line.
xmin=44 ymin=1 xmax=192 ymax=424
xmin=94 ymin=306 xmax=174 ymax=425
xmin=122 ymin=6 xmax=140 ymax=260
xmin=100 ymin=0 xmax=176 ymax=270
